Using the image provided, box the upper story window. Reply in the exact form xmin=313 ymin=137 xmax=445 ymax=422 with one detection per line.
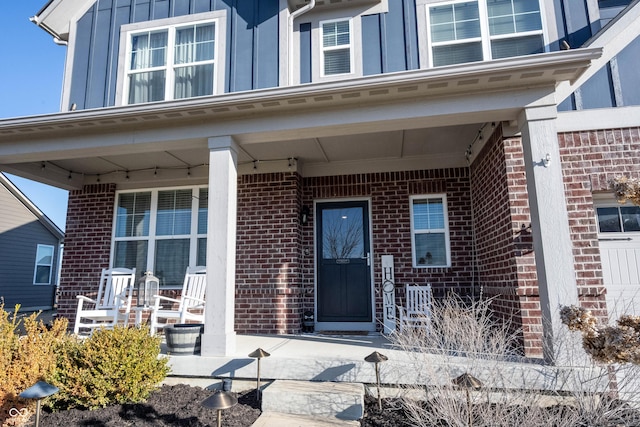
xmin=410 ymin=195 xmax=451 ymax=268
xmin=321 ymin=19 xmax=353 ymax=76
xmin=426 ymin=0 xmax=545 ymax=67
xmin=117 ymin=11 xmax=226 ymax=105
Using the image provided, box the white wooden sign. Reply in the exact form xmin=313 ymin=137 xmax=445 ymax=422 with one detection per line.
xmin=381 ymin=255 xmax=396 ymax=335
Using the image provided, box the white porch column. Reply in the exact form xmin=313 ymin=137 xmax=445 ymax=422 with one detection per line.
xmin=201 ymin=136 xmax=238 ymax=356
xmin=518 ymin=97 xmax=579 ymax=364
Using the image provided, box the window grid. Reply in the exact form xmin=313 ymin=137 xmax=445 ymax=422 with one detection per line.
xmin=113 ymin=186 xmax=208 ymax=288
xmin=33 ymin=244 xmax=54 ymax=285
xmin=125 ymin=19 xmax=217 ymax=104
xmin=427 ymin=0 xmax=544 ymax=67
xmin=320 ymin=19 xmax=353 ymax=77
xmin=410 ymin=195 xmax=451 ymax=268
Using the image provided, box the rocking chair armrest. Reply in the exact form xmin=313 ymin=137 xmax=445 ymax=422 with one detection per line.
xmin=76 ymin=295 xmax=97 ymax=304
xmin=182 ymin=295 xmax=205 ymax=306
xmin=152 ymin=295 xmax=180 ymax=308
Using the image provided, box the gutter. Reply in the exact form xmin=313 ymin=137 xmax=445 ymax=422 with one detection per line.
xmin=29 ymin=13 xmax=67 ymax=46
xmin=288 ymin=0 xmax=316 ymax=85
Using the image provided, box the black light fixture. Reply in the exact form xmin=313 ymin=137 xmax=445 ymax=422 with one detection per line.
xmin=301 ymin=206 xmax=310 ymax=224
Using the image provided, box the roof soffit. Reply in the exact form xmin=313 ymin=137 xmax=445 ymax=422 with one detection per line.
xmin=31 ymin=0 xmax=95 ymax=41
xmin=0 ymin=49 xmax=601 ymax=142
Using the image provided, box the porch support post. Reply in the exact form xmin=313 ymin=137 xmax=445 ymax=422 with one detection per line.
xmin=201 ymin=135 xmax=238 ymax=356
xmin=518 ymin=96 xmax=579 ymax=364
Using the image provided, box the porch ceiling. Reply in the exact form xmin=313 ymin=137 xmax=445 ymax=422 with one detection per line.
xmin=0 ymin=49 xmax=601 ymax=190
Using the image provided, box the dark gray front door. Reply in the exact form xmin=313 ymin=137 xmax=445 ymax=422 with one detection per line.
xmin=316 ymin=201 xmax=372 ymax=323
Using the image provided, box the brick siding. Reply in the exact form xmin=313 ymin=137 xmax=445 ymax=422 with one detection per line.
xmin=558 ymin=127 xmax=640 ymax=321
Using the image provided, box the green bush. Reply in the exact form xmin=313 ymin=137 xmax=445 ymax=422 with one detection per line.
xmin=48 ymin=325 xmax=170 ymax=410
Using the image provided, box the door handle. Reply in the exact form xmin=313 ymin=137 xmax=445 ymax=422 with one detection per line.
xmin=362 ymin=252 xmax=370 ymax=266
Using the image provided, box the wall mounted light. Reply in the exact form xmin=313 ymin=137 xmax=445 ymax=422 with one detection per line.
xmin=301 ymin=206 xmax=310 ymax=224
xmin=543 ymin=153 xmax=551 ymax=167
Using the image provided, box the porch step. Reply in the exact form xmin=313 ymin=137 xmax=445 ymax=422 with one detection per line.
xmin=260 ymin=380 xmax=364 ymax=421
xmin=250 ymin=412 xmax=360 ymax=427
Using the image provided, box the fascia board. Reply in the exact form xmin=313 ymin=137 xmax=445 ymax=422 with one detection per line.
xmin=31 ymin=0 xmax=95 ymax=41
xmin=0 ymin=173 xmax=64 ymax=239
xmin=0 ymin=48 xmax=601 ymax=135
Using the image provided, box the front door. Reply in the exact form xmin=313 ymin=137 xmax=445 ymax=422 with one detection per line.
xmin=316 ymin=201 xmax=373 ymax=329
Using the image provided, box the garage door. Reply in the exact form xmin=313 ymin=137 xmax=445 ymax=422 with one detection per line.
xmin=596 ymin=199 xmax=640 ymax=319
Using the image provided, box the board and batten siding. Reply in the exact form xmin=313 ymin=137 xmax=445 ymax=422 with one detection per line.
xmin=0 ymin=187 xmax=61 ymax=311
xmin=68 ymin=0 xmax=280 ymax=110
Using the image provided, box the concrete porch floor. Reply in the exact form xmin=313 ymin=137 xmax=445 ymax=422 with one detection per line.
xmin=162 ymin=333 xmax=613 ymax=395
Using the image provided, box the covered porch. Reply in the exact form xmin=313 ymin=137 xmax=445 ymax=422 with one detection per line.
xmin=0 ymin=48 xmax=600 ymax=361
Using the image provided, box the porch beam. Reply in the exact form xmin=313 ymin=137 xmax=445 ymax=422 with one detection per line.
xmin=518 ymin=97 xmax=580 ymax=364
xmin=201 ymin=135 xmax=238 ymax=356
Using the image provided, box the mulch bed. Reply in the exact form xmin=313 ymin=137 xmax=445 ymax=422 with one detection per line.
xmin=36 ymin=384 xmax=406 ymax=426
xmin=39 ymin=384 xmax=261 ymax=427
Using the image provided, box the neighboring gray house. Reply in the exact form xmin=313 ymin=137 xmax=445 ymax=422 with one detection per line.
xmin=0 ymin=173 xmax=64 ymax=312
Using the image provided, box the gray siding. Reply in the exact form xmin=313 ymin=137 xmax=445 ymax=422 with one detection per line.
xmin=0 ymin=187 xmax=61 ymax=311
xmin=69 ymin=0 xmax=280 ymax=110
xmin=559 ymin=34 xmax=640 ymax=111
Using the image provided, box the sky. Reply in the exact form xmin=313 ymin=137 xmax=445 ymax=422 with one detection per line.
xmin=0 ymin=1 xmax=69 ymax=230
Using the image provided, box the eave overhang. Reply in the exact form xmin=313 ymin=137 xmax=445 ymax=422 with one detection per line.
xmin=30 ymin=0 xmax=95 ymax=41
xmin=0 ymin=49 xmax=601 ymax=141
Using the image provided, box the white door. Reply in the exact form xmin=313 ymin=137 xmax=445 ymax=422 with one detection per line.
xmin=595 ymin=199 xmax=640 ymax=319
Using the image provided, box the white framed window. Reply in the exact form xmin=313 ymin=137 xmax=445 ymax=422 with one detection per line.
xmin=410 ymin=195 xmax=451 ymax=268
xmin=320 ymin=18 xmax=354 ymax=77
xmin=426 ymin=0 xmax=545 ymax=67
xmin=112 ymin=186 xmax=208 ymax=288
xmin=34 ymin=244 xmax=54 ymax=285
xmin=117 ymin=11 xmax=226 ymax=105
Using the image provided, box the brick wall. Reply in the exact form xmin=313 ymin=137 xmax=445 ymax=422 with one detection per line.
xmin=57 ymin=184 xmax=116 ymax=322
xmin=558 ymin=127 xmax=640 ymax=320
xmin=470 ymin=126 xmax=542 ymax=358
xmin=235 ymin=172 xmax=303 ymax=334
xmin=303 ymin=169 xmax=476 ymax=331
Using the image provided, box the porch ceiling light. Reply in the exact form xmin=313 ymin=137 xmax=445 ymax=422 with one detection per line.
xmin=364 ymin=351 xmax=388 ymax=411
xmin=201 ymin=390 xmax=238 ymax=427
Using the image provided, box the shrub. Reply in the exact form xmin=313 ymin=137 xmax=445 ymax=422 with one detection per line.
xmin=388 ymin=296 xmax=640 ymax=427
xmin=48 ymin=325 xmax=170 ymax=410
xmin=0 ymin=304 xmax=68 ymax=427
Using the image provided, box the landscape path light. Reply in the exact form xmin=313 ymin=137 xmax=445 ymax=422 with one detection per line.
xmin=452 ymin=372 xmax=483 ymax=427
xmin=248 ymin=347 xmax=270 ymax=400
xmin=364 ymin=351 xmax=388 ymax=411
xmin=19 ymin=381 xmax=59 ymax=427
xmin=201 ymin=390 xmax=238 ymax=427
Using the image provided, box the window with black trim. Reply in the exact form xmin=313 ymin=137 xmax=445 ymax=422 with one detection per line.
xmin=597 ymin=205 xmax=640 ymax=233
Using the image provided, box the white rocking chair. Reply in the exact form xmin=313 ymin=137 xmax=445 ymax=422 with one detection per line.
xmin=74 ymin=268 xmax=136 ymax=335
xmin=398 ymin=283 xmax=432 ymax=332
xmin=150 ymin=266 xmax=206 ymax=335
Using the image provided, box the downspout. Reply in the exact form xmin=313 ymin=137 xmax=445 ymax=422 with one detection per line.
xmin=288 ymin=0 xmax=316 ymax=85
